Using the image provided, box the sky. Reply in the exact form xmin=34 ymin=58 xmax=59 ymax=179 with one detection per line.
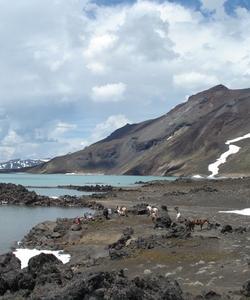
xmin=1 ymin=0 xmax=250 ymax=162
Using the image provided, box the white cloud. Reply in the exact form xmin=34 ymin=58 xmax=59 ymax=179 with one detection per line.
xmin=48 ymin=122 xmax=77 ymax=140
xmin=173 ymin=72 xmax=218 ymax=89
xmin=1 ymin=0 xmax=250 ymax=161
xmin=91 ymin=114 xmax=130 ymax=141
xmin=201 ymin=0 xmax=227 ymax=17
xmin=91 ymin=83 xmax=127 ymax=102
xmin=83 ymin=34 xmax=117 ymax=58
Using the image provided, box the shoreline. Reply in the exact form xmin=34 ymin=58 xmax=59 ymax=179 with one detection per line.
xmin=2 ymin=177 xmax=250 ymax=298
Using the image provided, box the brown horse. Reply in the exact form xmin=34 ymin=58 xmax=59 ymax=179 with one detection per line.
xmin=186 ymin=219 xmax=210 ymax=231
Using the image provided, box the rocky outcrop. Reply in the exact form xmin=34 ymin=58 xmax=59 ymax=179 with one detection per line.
xmin=58 ymin=184 xmax=113 ymax=192
xmin=0 ymin=183 xmax=104 ymax=209
xmin=129 ymin=203 xmax=149 ymax=215
xmin=0 ymin=252 xmax=21 ymax=295
xmin=109 ymin=227 xmax=134 ymax=260
xmin=20 ymin=216 xmax=105 ymax=250
xmin=108 ymin=223 xmax=191 ymax=260
xmin=0 ymin=252 xmax=185 ymax=299
xmin=154 ymin=210 xmax=172 ymax=229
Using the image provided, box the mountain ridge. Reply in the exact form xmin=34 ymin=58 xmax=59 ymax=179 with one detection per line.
xmin=0 ymin=159 xmax=49 ymax=170
xmin=29 ymin=85 xmax=250 ymax=177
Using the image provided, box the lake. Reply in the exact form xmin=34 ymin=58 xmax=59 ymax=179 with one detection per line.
xmin=0 ymin=173 xmax=175 ymax=254
xmin=0 ymin=206 xmax=93 ymax=254
xmin=0 ymin=173 xmax=171 ymax=187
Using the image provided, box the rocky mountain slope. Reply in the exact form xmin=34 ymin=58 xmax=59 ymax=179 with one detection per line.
xmin=30 ymin=85 xmax=250 ymax=177
xmin=0 ymin=159 xmax=48 ymax=170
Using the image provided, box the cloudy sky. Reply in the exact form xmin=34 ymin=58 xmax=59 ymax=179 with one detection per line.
xmin=1 ymin=0 xmax=250 ymax=162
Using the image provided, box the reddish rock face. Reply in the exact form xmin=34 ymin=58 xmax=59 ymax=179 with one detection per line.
xmin=30 ymin=85 xmax=250 ymax=177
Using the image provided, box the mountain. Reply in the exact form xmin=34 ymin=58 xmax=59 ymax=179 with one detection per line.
xmin=0 ymin=159 xmax=49 ymax=170
xmin=30 ymin=85 xmax=250 ymax=177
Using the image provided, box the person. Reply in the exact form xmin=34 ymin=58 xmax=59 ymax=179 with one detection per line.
xmin=175 ymin=207 xmax=181 ymax=222
xmin=74 ymin=217 xmax=81 ymax=224
xmin=103 ymin=208 xmax=110 ymax=220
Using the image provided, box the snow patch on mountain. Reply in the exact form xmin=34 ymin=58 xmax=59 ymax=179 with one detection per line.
xmin=208 ymin=133 xmax=250 ymax=177
xmin=0 ymin=159 xmax=50 ymax=170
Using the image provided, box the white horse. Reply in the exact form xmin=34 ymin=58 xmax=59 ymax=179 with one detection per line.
xmin=117 ymin=206 xmax=128 ymax=217
xmin=147 ymin=205 xmax=159 ymax=220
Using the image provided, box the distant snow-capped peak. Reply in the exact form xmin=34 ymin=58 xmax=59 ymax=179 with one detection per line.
xmin=0 ymin=158 xmax=50 ymax=169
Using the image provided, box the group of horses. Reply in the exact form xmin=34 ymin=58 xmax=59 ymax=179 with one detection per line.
xmin=105 ymin=204 xmax=210 ymax=231
xmin=147 ymin=205 xmax=210 ymax=231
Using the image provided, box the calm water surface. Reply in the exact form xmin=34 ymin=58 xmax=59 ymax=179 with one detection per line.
xmin=0 ymin=206 xmax=92 ymax=254
xmin=27 ymin=187 xmax=93 ymax=197
xmin=0 ymin=173 xmax=173 ymax=187
xmin=0 ymin=173 xmax=175 ymax=254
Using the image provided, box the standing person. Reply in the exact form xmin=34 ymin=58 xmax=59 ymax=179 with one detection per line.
xmin=175 ymin=207 xmax=181 ymax=222
xmin=103 ymin=208 xmax=110 ymax=220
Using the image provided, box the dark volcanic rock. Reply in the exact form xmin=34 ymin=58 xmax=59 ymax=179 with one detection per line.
xmin=58 ymin=184 xmax=113 ymax=192
xmin=0 ymin=252 xmax=21 ymax=272
xmin=221 ymin=225 xmax=233 ymax=234
xmin=28 ymin=253 xmax=62 ymax=275
xmin=0 ymin=182 xmax=105 ymax=209
xmin=109 ymin=227 xmax=134 ymax=260
xmin=44 ymin=271 xmax=184 ymax=300
xmin=0 ymin=253 xmax=22 ymax=294
xmin=0 ymin=183 xmax=47 ymax=206
xmin=165 ymin=224 xmax=191 ymax=239
xmin=203 ymin=290 xmax=222 ymax=299
xmin=154 ymin=213 xmax=172 ymax=229
xmin=234 ymin=226 xmax=246 ymax=234
xmin=0 ymin=276 xmax=8 ymax=296
xmin=0 ymin=252 xmax=185 ymax=300
xmin=242 ymin=280 xmax=250 ymax=297
xmin=129 ymin=203 xmax=149 ymax=215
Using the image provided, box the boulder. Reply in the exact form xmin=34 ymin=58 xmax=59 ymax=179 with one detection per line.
xmin=165 ymin=224 xmax=191 ymax=239
xmin=220 ymin=225 xmax=233 ymax=234
xmin=28 ymin=253 xmax=62 ymax=276
xmin=0 ymin=252 xmax=21 ymax=292
xmin=0 ymin=276 xmax=8 ymax=296
xmin=70 ymin=224 xmax=82 ymax=231
xmin=234 ymin=226 xmax=246 ymax=234
xmin=129 ymin=203 xmax=149 ymax=215
xmin=154 ymin=214 xmax=172 ymax=229
xmin=204 ymin=290 xmax=222 ymax=299
xmin=242 ymin=280 xmax=250 ymax=297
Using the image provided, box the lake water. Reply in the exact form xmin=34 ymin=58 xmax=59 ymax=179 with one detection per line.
xmin=0 ymin=173 xmax=171 ymax=187
xmin=0 ymin=173 xmax=175 ymax=254
xmin=0 ymin=206 xmax=93 ymax=254
xmin=27 ymin=187 xmax=94 ymax=198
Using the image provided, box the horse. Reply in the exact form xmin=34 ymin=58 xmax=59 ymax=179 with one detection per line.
xmin=147 ymin=205 xmax=158 ymax=215
xmin=146 ymin=205 xmax=159 ymax=222
xmin=186 ymin=219 xmax=210 ymax=231
xmin=117 ymin=206 xmax=128 ymax=217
